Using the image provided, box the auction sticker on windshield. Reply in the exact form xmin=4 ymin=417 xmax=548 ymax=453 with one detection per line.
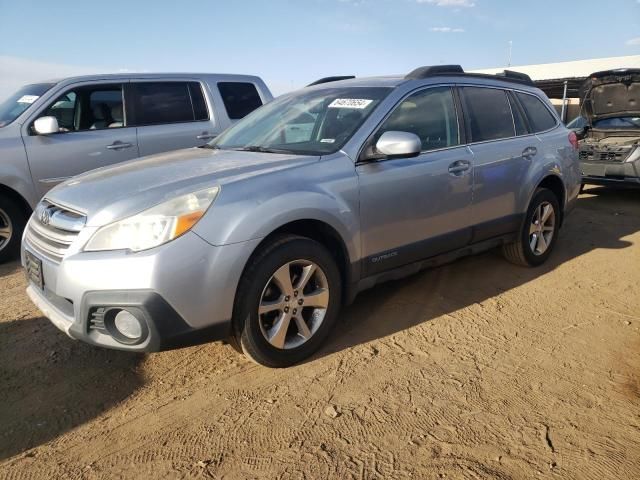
xmin=17 ymin=95 xmax=39 ymax=104
xmin=328 ymin=99 xmax=373 ymax=109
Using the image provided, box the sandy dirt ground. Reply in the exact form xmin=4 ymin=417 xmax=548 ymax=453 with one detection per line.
xmin=1 ymin=186 xmax=639 ymax=480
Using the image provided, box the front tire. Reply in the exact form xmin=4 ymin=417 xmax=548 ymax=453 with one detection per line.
xmin=0 ymin=196 xmax=27 ymax=264
xmin=502 ymin=188 xmax=560 ymax=267
xmin=232 ymin=235 xmax=342 ymax=368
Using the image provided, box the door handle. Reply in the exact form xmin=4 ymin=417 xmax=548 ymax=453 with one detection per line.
xmin=196 ymin=132 xmax=216 ymax=140
xmin=106 ymin=141 xmax=133 ymax=150
xmin=522 ymin=146 xmax=537 ymax=159
xmin=448 ymin=160 xmax=471 ymax=176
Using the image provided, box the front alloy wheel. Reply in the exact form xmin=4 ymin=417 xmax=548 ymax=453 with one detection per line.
xmin=0 ymin=208 xmax=12 ymax=253
xmin=233 ymin=235 xmax=342 ymax=368
xmin=259 ymin=260 xmax=329 ymax=350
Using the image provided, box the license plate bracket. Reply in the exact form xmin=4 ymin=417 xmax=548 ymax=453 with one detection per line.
xmin=25 ymin=250 xmax=44 ymax=290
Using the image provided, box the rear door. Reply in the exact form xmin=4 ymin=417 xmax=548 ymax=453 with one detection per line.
xmin=130 ymin=81 xmax=218 ymax=157
xmin=357 ymin=85 xmax=474 ymax=276
xmin=458 ymin=85 xmax=537 ymax=241
xmin=21 ymin=81 xmax=139 ymax=197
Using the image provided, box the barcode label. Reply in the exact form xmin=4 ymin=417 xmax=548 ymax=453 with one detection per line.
xmin=328 ymin=98 xmax=373 ymax=109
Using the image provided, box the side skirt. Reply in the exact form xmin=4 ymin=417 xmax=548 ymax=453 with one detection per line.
xmin=352 ymin=233 xmax=516 ymax=298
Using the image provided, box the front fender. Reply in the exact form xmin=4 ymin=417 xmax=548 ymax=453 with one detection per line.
xmin=0 ymin=128 xmax=39 ymax=208
xmin=192 ymin=156 xmax=361 ymax=265
xmin=195 ymin=190 xmax=361 ymax=264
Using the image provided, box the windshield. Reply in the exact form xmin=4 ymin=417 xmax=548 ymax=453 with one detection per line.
xmin=0 ymin=83 xmax=55 ymax=127
xmin=211 ymin=86 xmax=392 ymax=155
xmin=593 ymin=116 xmax=640 ymax=129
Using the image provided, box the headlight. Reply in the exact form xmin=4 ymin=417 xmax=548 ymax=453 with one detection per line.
xmin=84 ymin=186 xmax=220 ymax=252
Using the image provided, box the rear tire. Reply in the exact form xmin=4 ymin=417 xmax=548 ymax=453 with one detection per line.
xmin=0 ymin=196 xmax=27 ymax=264
xmin=231 ymin=235 xmax=342 ymax=368
xmin=502 ymin=188 xmax=560 ymax=267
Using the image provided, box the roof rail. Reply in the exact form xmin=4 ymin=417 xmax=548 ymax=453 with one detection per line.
xmin=405 ymin=65 xmax=464 ymax=80
xmin=307 ymin=76 xmax=355 ymax=87
xmin=495 ymin=69 xmax=534 ymax=85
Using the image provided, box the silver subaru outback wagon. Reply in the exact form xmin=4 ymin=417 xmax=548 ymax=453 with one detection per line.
xmin=22 ymin=65 xmax=581 ymax=367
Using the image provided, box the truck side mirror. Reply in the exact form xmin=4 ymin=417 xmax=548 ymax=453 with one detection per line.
xmin=33 ymin=116 xmax=60 ymax=135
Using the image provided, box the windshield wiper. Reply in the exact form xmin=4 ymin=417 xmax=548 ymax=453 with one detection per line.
xmin=199 ymin=144 xmax=220 ymax=150
xmin=234 ymin=145 xmax=290 ymax=154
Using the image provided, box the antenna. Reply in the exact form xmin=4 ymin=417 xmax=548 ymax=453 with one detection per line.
xmin=508 ymin=40 xmax=513 ymax=67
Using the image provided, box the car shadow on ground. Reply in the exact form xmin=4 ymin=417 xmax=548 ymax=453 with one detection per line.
xmin=317 ymin=186 xmax=640 ymax=360
xmin=0 ymin=259 xmax=21 ymax=278
xmin=0 ymin=316 xmax=144 ymax=461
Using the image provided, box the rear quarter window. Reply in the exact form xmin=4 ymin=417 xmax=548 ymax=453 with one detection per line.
xmin=217 ymin=82 xmax=263 ymax=120
xmin=516 ymin=92 xmax=557 ymax=133
xmin=460 ymin=87 xmax=515 ymax=142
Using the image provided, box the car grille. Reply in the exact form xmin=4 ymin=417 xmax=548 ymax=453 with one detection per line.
xmin=579 ymin=149 xmax=629 ymax=163
xmin=24 ymin=201 xmax=86 ymax=263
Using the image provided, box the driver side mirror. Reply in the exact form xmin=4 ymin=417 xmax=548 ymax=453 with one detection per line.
xmin=374 ymin=131 xmax=422 ymax=159
xmin=33 ymin=116 xmax=59 ymax=135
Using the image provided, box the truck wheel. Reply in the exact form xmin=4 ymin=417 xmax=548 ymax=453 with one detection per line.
xmin=0 ymin=196 xmax=27 ymax=264
xmin=232 ymin=235 xmax=342 ymax=368
xmin=502 ymin=188 xmax=560 ymax=267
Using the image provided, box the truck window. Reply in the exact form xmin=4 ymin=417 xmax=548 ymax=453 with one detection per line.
xmin=131 ymin=82 xmax=194 ymax=126
xmin=38 ymin=84 xmax=125 ymax=132
xmin=217 ymin=82 xmax=263 ymax=120
xmin=188 ymin=83 xmax=209 ymax=121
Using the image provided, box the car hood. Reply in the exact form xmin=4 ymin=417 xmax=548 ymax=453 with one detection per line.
xmin=46 ymin=147 xmax=319 ymax=227
xmin=580 ymin=69 xmax=640 ymax=121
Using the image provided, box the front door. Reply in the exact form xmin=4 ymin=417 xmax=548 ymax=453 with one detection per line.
xmin=22 ymin=82 xmax=139 ymax=198
xmin=357 ymin=86 xmax=474 ymax=277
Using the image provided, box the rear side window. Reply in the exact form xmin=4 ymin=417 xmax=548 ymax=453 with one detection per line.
xmin=516 ymin=92 xmax=557 ymax=132
xmin=508 ymin=92 xmax=530 ymax=136
xmin=460 ymin=87 xmax=515 ymax=142
xmin=218 ymin=82 xmax=263 ymax=120
xmin=132 ymin=82 xmax=194 ymax=125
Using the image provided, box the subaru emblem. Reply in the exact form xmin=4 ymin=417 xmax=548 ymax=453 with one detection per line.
xmin=39 ymin=207 xmax=51 ymax=226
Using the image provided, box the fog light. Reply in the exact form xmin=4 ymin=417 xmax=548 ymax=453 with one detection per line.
xmin=113 ymin=310 xmax=143 ymax=340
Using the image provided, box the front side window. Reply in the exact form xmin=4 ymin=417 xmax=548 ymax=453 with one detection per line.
xmin=212 ymin=86 xmax=391 ymax=155
xmin=36 ymin=84 xmax=124 ymax=132
xmin=516 ymin=92 xmax=557 ymax=132
xmin=374 ymin=86 xmax=459 ymax=152
xmin=0 ymin=83 xmax=55 ymax=128
xmin=131 ymin=82 xmax=194 ymax=125
xmin=460 ymin=87 xmax=515 ymax=142
xmin=218 ymin=82 xmax=263 ymax=120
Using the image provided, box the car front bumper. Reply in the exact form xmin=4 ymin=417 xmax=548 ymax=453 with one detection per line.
xmin=21 ymin=230 xmax=262 ymax=352
xmin=580 ymin=155 xmax=640 ymax=187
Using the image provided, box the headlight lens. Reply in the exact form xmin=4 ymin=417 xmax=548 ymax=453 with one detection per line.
xmin=84 ymin=186 xmax=220 ymax=252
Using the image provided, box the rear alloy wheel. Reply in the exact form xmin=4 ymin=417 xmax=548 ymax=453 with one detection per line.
xmin=0 ymin=197 xmax=27 ymax=264
xmin=528 ymin=201 xmax=556 ymax=256
xmin=503 ymin=188 xmax=560 ymax=267
xmin=233 ymin=235 xmax=341 ymax=367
